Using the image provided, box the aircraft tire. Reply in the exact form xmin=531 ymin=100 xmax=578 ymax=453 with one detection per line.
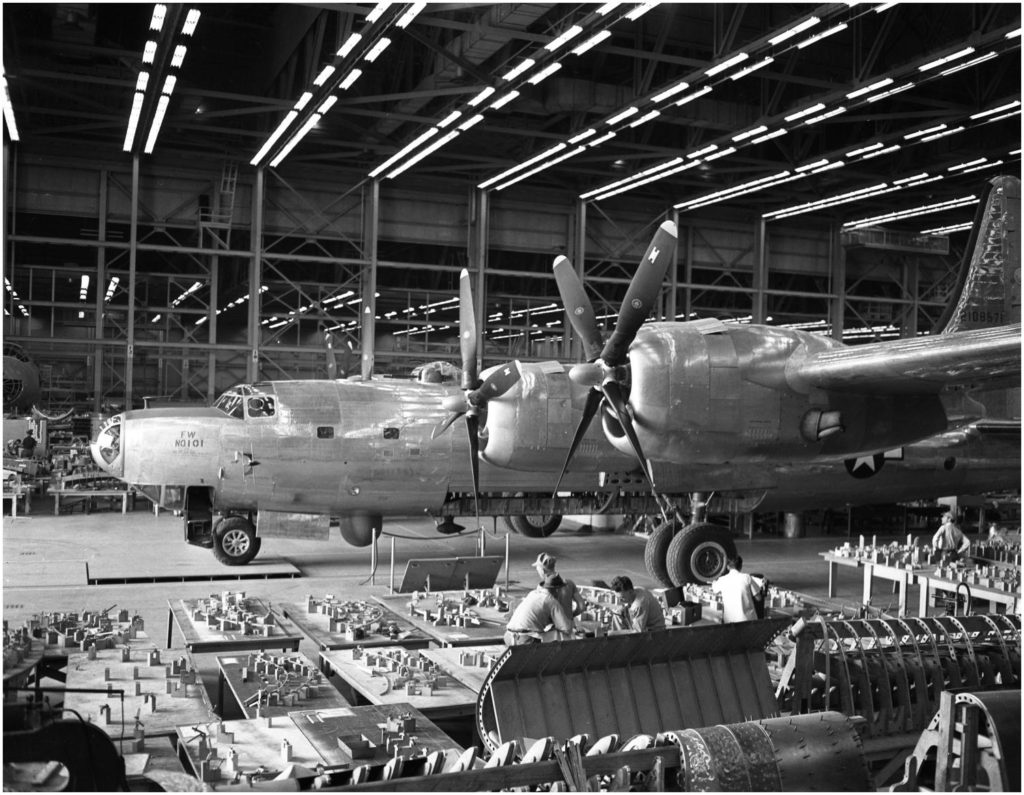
xmin=501 ymin=516 xmax=520 ymax=535
xmin=644 ymin=518 xmax=680 ymax=587
xmin=212 ymin=516 xmax=260 ymax=566
xmin=665 ymin=523 xmax=735 ymax=585
xmin=507 ymin=514 xmax=562 ymax=538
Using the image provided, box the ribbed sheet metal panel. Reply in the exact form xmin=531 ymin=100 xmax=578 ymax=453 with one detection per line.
xmin=478 ymin=619 xmax=789 ymax=747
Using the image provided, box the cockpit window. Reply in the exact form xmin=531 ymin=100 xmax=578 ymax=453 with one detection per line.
xmin=213 ymin=387 xmax=248 ymax=419
xmin=214 ymin=384 xmax=276 ymax=419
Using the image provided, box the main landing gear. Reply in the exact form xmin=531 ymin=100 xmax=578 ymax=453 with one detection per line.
xmin=211 ymin=515 xmax=261 ymax=566
xmin=644 ymin=519 xmax=736 ymax=586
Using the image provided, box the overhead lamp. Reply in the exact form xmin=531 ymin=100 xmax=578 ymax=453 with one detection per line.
xmin=395 ymin=2 xmax=425 ymax=28
xmin=250 ymin=111 xmax=298 ymax=165
xmin=468 ymin=87 xmax=496 ymax=106
xmin=675 ymin=86 xmax=712 ymax=106
xmin=340 ymin=69 xmax=362 ymax=90
xmin=921 ymin=125 xmax=964 ymax=142
xmin=785 ymin=103 xmax=825 ymax=122
xmin=705 ymin=52 xmax=748 ymax=78
xmin=458 ymin=114 xmax=484 ymax=131
xmin=970 ymin=100 xmax=1021 ymax=120
xmin=365 ymin=2 xmax=390 ymax=24
xmin=731 ymin=56 xmax=773 ymax=80
xmin=796 ymin=23 xmax=847 ymax=49
xmin=805 ymin=106 xmax=846 ymax=124
xmin=843 ymin=194 xmax=977 ymax=229
xmin=607 ymin=106 xmax=639 ymax=125
xmin=874 ymin=2 xmax=897 ymax=12
xmin=527 ymin=62 xmax=562 ymax=85
xmin=313 ymin=65 xmax=336 ymax=86
xmin=862 ymin=143 xmax=899 ymax=159
xmin=596 ymin=2 xmax=621 ymax=15
xmin=795 ymin=159 xmax=829 ymax=172
xmin=940 ymin=51 xmax=997 ymax=76
xmin=846 ymin=77 xmax=893 ymax=99
xmin=587 ymin=131 xmax=616 ymax=147
xmin=337 ymin=33 xmax=362 ymax=58
xmin=866 ymin=81 xmax=913 ymax=102
xmin=545 ymin=25 xmax=583 ymax=52
xmin=317 ymin=96 xmax=338 ymax=115
xmin=294 ymin=92 xmax=313 ymax=111
xmin=768 ymin=16 xmax=819 ymax=46
xmin=162 ymin=75 xmax=177 ymax=95
xmin=181 ymin=8 xmax=200 ymax=36
xmin=569 ymin=128 xmax=597 ymax=144
xmin=652 ymin=80 xmax=690 ymax=103
xmin=629 ymin=109 xmax=661 ymax=127
xmin=733 ymin=125 xmax=768 ymax=142
xmin=370 ymin=127 xmax=440 ymax=178
xmin=269 ymin=112 xmax=322 ymax=168
xmin=143 ymin=95 xmax=170 ymax=153
xmin=752 ymin=128 xmax=786 ymax=144
xmin=142 ymin=40 xmax=158 ymax=64
xmin=572 ymin=30 xmax=611 ymax=56
xmin=501 ymin=59 xmax=535 ymax=82
xmin=170 ymin=44 xmax=187 ymax=68
xmin=489 ymin=90 xmax=519 ymax=110
xmin=921 ymin=222 xmax=972 ymax=234
xmin=904 ymin=123 xmax=946 ymax=139
xmin=919 ymin=46 xmax=975 ymax=71
xmin=437 ymin=110 xmax=462 ymax=128
xmin=79 ymin=275 xmax=90 ymax=300
xmin=2 ymin=73 xmax=20 ymax=141
xmin=492 ymin=145 xmax=586 ymax=191
xmin=364 ymin=37 xmax=392 ymax=62
xmin=625 ymin=2 xmax=659 ymax=21
xmin=149 ymin=4 xmax=167 ymax=31
xmin=689 ymin=144 xmax=718 ymax=159
xmin=948 ymin=158 xmax=987 ymax=171
xmin=581 ymin=157 xmax=683 ymax=199
xmin=705 ymin=146 xmax=735 ymax=161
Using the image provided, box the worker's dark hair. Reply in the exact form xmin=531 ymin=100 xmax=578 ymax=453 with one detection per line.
xmin=728 ymin=555 xmax=743 ymax=571
xmin=610 ymin=575 xmax=633 ymax=593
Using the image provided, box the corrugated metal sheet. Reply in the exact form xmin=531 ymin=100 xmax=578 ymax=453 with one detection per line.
xmin=477 ymin=620 xmax=789 ymax=747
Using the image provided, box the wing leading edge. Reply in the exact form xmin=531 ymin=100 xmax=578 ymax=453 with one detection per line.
xmin=787 ymin=323 xmax=1021 ymax=395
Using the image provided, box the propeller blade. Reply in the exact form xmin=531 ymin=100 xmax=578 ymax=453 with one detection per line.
xmin=601 ymin=379 xmax=655 ymax=488
xmin=553 ymin=388 xmax=603 ymax=496
xmin=324 ymin=330 xmax=338 ymax=379
xmin=458 ymin=269 xmax=480 ymax=390
xmin=601 ymin=220 xmax=678 ymax=366
xmin=466 ymin=412 xmax=481 ymax=521
xmin=432 ymin=411 xmax=462 ymax=440
xmin=471 ymin=361 xmax=521 ymax=404
xmin=361 ymin=306 xmax=374 ymax=380
xmin=553 ymin=256 xmax=603 ymax=361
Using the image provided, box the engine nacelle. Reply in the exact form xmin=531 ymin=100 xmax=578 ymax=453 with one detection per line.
xmin=480 ymin=361 xmax=634 ymax=472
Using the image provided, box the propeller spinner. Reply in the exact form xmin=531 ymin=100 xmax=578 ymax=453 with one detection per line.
xmin=553 ymin=220 xmax=678 ymax=492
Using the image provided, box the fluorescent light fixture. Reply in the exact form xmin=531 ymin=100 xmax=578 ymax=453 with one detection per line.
xmin=365 ymin=2 xmax=390 ymax=24
xmin=143 ymin=94 xmax=170 ymax=153
xmin=527 ymin=62 xmax=562 ymax=85
xmin=629 ymin=109 xmax=661 ymax=127
xmin=502 ymin=59 xmax=535 ymax=82
xmin=704 ymin=146 xmax=735 ymax=161
xmin=921 ymin=125 xmax=964 ymax=142
xmin=847 ymin=142 xmax=883 ymax=157
xmin=731 ymin=56 xmax=773 ymax=80
xmin=170 ymin=44 xmax=187 ymax=69
xmin=181 ymin=8 xmax=200 ymax=36
xmin=478 ymin=142 xmax=568 ymax=188
xmin=269 ymin=112 xmax=322 ymax=167
xmin=151 ymin=314 xmax=162 ymax=323
xmin=150 ymin=4 xmax=167 ymax=32
xmin=387 ymin=129 xmax=461 ymax=178
xmin=438 ymin=110 xmax=462 ymax=128
xmin=652 ymin=80 xmax=690 ymax=103
xmin=804 ymin=106 xmax=846 ymax=124
xmin=861 ymin=143 xmax=900 ymax=159
xmin=572 ymin=30 xmax=611 ymax=56
xmin=337 ymin=33 xmax=362 ymax=58
xmin=921 ymin=222 xmax=972 ymax=234
xmin=123 ymin=91 xmax=145 ymax=151
xmin=458 ymin=114 xmax=484 ymax=131
xmin=846 ymin=77 xmax=893 ymax=99
xmin=970 ymin=100 xmax=1021 ymax=120
xmin=625 ymin=2 xmax=659 ymax=21
xmin=894 ymin=172 xmax=929 ymax=185
xmin=162 ymin=75 xmax=177 ymax=95
xmin=675 ymin=170 xmax=793 ymax=209
xmin=79 ymin=275 xmax=90 ymax=300
xmin=675 ymin=86 xmax=712 ymax=106
xmin=795 ymin=159 xmax=829 ymax=172
xmin=919 ymin=46 xmax=975 ymax=71
xmin=250 ymin=110 xmax=298 ymax=165
xmin=134 ymin=72 xmax=149 ymax=92
xmin=1007 ymin=28 xmax=1021 ymax=38
xmin=811 ymin=160 xmax=845 ymax=174
xmin=596 ymin=2 xmax=621 ymax=14
xmin=844 ymin=195 xmax=978 ymax=229
xmin=395 ymin=2 xmax=426 ymax=28
xmin=489 ymin=90 xmax=519 ymax=110
xmin=468 ymin=87 xmax=496 ymax=106
xmin=492 ymin=145 xmax=586 ymax=191
xmin=365 ymin=37 xmax=392 ymax=62
xmin=768 ymin=16 xmax=819 ymax=46
xmin=317 ymin=95 xmax=338 ymax=115
xmin=874 ymin=2 xmax=897 ymax=11
xmin=588 ymin=131 xmax=616 ymax=147
xmin=313 ymin=65 xmax=336 ymax=86
xmin=705 ymin=52 xmax=748 ymax=78
xmin=370 ymin=127 xmax=440 ymax=178
xmin=948 ymin=158 xmax=988 ymax=171
xmin=294 ymin=92 xmax=313 ymax=111
xmin=689 ymin=143 xmax=718 ymax=159
xmin=797 ymin=23 xmax=847 ymax=49
xmin=143 ymin=40 xmax=157 ymax=64
xmin=340 ymin=69 xmax=362 ymax=90
xmin=1 ymin=75 xmax=19 ymax=141
xmin=752 ymin=128 xmax=787 ymax=144
xmin=905 ymin=124 xmax=946 ymax=139
xmin=866 ymin=81 xmax=914 ymax=102
xmin=545 ymin=25 xmax=583 ymax=52
xmin=733 ymin=125 xmax=768 ymax=142
xmin=569 ymin=128 xmax=597 ymax=144
xmin=939 ymin=51 xmax=997 ymax=76
xmin=607 ymin=106 xmax=639 ymax=125
xmin=785 ymin=103 xmax=825 ymax=122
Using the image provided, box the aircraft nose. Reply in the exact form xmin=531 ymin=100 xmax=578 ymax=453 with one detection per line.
xmin=91 ymin=414 xmax=124 ymax=477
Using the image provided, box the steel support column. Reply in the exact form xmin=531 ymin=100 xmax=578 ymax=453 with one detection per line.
xmin=752 ymin=217 xmax=767 ymax=324
xmin=469 ymin=188 xmax=488 ymax=370
xmin=125 ymin=156 xmax=139 ymax=408
xmin=92 ymin=170 xmax=107 ymax=412
xmin=829 ymin=221 xmax=846 ymax=340
xmin=361 ymin=179 xmax=380 ymax=379
xmin=566 ymin=198 xmax=588 ymax=362
xmin=248 ymin=167 xmax=264 ymax=384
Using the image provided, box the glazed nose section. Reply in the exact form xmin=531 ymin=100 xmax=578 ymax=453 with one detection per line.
xmin=91 ymin=414 xmax=124 ymax=477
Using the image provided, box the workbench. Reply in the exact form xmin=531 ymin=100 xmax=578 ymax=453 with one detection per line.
xmin=166 ymin=597 xmax=302 ymax=653
xmin=3 ymin=483 xmax=33 ymax=516
xmin=916 ymin=572 xmax=1021 ymax=616
xmin=216 ymin=651 xmax=350 ymax=720
xmin=50 ymin=488 xmax=136 ymax=515
xmin=373 ymin=590 xmax=511 ymax=647
xmin=419 ymin=645 xmax=505 ymax=694
xmin=819 ymin=552 xmax=866 ymax=600
xmin=279 ymin=598 xmax=430 ymax=651
xmin=319 ymin=647 xmax=478 ymax=721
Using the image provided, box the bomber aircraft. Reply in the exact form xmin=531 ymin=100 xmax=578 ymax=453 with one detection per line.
xmin=90 ymin=176 xmax=1021 ymax=583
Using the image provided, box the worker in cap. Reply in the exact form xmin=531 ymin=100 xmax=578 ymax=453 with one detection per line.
xmin=610 ymin=575 xmax=666 ymax=632
xmin=503 ymin=573 xmax=574 ymax=646
xmin=532 ymin=552 xmax=585 ymax=625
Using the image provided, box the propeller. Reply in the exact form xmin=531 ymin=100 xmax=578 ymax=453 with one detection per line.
xmin=553 ymin=220 xmax=678 ymax=493
xmin=432 ymin=269 xmax=523 ymax=509
xmin=324 ymin=330 xmax=355 ymax=379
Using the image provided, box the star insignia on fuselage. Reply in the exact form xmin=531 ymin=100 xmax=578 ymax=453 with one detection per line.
xmin=844 ymin=452 xmax=885 ymax=479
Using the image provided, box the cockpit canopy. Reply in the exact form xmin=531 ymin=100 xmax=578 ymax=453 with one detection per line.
xmin=212 ymin=383 xmax=277 ymax=419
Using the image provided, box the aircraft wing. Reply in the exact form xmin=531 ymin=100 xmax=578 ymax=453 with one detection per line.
xmin=788 ymin=323 xmax=1021 ymax=394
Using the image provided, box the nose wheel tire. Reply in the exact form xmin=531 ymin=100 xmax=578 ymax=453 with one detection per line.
xmin=212 ymin=517 xmax=260 ymax=566
xmin=665 ymin=522 xmax=736 ymax=585
xmin=504 ymin=514 xmax=562 ymax=538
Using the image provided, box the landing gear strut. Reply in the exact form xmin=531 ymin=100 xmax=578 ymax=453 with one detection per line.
xmin=212 ymin=516 xmax=261 ymax=566
xmin=641 ymin=493 xmax=737 ymax=586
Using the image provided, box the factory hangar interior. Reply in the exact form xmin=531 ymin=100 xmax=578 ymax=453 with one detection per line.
xmin=1 ymin=2 xmax=1022 ymax=792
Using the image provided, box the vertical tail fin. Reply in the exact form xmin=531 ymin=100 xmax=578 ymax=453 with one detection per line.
xmin=937 ymin=175 xmax=1020 ymax=334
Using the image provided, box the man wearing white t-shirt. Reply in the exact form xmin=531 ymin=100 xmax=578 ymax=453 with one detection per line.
xmin=712 ymin=555 xmax=763 ymax=623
